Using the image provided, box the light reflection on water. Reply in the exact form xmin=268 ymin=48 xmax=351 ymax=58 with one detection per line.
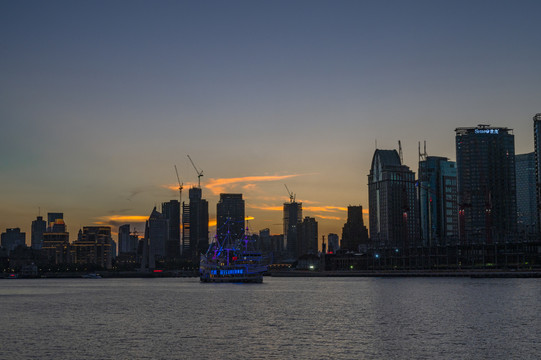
xmin=1 ymin=277 xmax=540 ymax=359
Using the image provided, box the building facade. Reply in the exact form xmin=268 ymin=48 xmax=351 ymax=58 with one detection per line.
xmin=455 ymin=125 xmax=517 ymax=244
xmin=534 ymin=113 xmax=541 ymax=232
xmin=283 ymin=201 xmax=302 ymax=259
xmin=71 ymin=226 xmax=114 ymax=269
xmin=182 ymin=187 xmax=209 ymax=258
xmin=216 ymin=193 xmax=245 ymax=242
xmin=297 ymin=217 xmax=318 ymax=256
xmin=418 ymin=156 xmax=458 ymax=246
xmin=162 ymin=199 xmax=181 ymax=258
xmin=31 ymin=216 xmax=46 ymax=250
xmin=1 ymin=228 xmax=26 ymax=253
xmin=516 ymin=152 xmax=537 ymax=235
xmin=368 ymin=149 xmax=418 ymax=248
xmin=341 ymin=206 xmax=369 ymax=252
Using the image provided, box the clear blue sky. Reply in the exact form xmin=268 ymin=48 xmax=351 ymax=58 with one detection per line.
xmin=1 ymin=0 xmax=540 ymax=242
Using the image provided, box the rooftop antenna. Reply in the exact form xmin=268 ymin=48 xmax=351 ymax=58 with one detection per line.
xmin=174 ymin=165 xmax=183 ymax=205
xmin=284 ymin=184 xmax=295 ymax=203
xmin=398 ymin=140 xmax=403 ymax=164
xmin=187 ymin=154 xmax=204 ymax=188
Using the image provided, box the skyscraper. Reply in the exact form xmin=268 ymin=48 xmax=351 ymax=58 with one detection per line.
xmin=182 ymin=187 xmax=209 ymax=258
xmin=283 ymin=200 xmax=302 ymax=258
xmin=162 ymin=199 xmax=180 ymax=258
xmin=534 ymin=113 xmax=541 ymax=232
xmin=417 ymin=156 xmax=458 ymax=246
xmin=297 ymin=217 xmax=318 ymax=256
xmin=216 ymin=193 xmax=245 ymax=242
xmin=455 ymin=125 xmax=517 ymax=243
xmin=31 ymin=216 xmax=46 ymax=250
xmin=368 ymin=149 xmax=418 ymax=248
xmin=141 ymin=207 xmax=169 ymax=269
xmin=72 ymin=226 xmax=114 ymax=269
xmin=47 ymin=212 xmax=64 ymax=232
xmin=341 ymin=205 xmax=369 ymax=252
xmin=516 ymin=152 xmax=537 ymax=235
xmin=1 ymin=228 xmax=26 ymax=254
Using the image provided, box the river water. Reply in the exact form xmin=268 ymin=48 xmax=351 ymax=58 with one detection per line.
xmin=1 ymin=277 xmax=540 ymax=359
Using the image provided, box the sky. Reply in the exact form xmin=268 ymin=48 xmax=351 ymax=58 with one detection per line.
xmin=1 ymin=0 xmax=540 ymax=245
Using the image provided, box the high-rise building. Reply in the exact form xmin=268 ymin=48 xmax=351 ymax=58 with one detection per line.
xmin=327 ymin=233 xmax=339 ymax=254
xmin=283 ymin=201 xmax=302 ymax=258
xmin=516 ymin=152 xmax=537 ymax=235
xmin=71 ymin=226 xmax=114 ymax=269
xmin=43 ymin=216 xmax=70 ymax=264
xmin=534 ymin=113 xmax=541 ymax=232
xmin=418 ymin=156 xmax=458 ymax=246
xmin=297 ymin=217 xmax=318 ymax=256
xmin=1 ymin=228 xmax=26 ymax=253
xmin=341 ymin=206 xmax=369 ymax=252
xmin=31 ymin=216 xmax=46 ymax=250
xmin=140 ymin=207 xmax=169 ymax=269
xmin=368 ymin=149 xmax=418 ymax=248
xmin=162 ymin=200 xmax=181 ymax=258
xmin=182 ymin=187 xmax=209 ymax=258
xmin=47 ymin=212 xmax=64 ymax=232
xmin=455 ymin=125 xmax=517 ymax=243
xmin=216 ymin=193 xmax=245 ymax=242
xmin=118 ymin=224 xmax=138 ymax=254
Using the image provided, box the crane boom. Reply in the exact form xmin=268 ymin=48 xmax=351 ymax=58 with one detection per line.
xmin=187 ymin=154 xmax=204 ymax=188
xmin=284 ymin=184 xmax=295 ymax=203
xmin=174 ymin=165 xmax=183 ymax=204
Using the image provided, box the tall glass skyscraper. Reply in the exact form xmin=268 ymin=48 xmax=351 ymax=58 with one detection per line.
xmin=418 ymin=156 xmax=458 ymax=246
xmin=515 ymin=152 xmax=537 ymax=235
xmin=455 ymin=125 xmax=516 ymax=244
xmin=368 ymin=149 xmax=418 ymax=248
xmin=534 ymin=113 xmax=541 ymax=232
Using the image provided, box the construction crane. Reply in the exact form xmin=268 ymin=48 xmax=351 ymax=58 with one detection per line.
xmin=174 ymin=165 xmax=183 ymax=204
xmin=187 ymin=154 xmax=204 ymax=188
xmin=284 ymin=184 xmax=295 ymax=203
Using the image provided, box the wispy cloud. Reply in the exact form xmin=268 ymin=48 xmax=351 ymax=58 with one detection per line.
xmin=248 ymin=204 xmax=283 ymax=211
xmin=205 ymin=174 xmax=301 ymax=195
xmin=94 ymin=215 xmax=148 ymax=228
xmin=315 ymin=215 xmax=343 ymax=220
xmin=304 ymin=206 xmax=348 ymax=213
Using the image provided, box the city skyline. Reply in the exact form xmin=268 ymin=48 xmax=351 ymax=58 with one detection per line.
xmin=2 ymin=1 xmax=540 ymax=242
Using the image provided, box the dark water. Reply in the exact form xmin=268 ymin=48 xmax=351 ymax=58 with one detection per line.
xmin=1 ymin=277 xmax=540 ymax=359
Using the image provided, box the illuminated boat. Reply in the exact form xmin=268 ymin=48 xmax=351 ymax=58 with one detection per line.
xmin=200 ymin=225 xmax=267 ymax=283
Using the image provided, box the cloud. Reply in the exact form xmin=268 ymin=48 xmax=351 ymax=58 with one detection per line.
xmin=248 ymin=204 xmax=283 ymax=211
xmin=94 ymin=215 xmax=148 ymax=228
xmin=205 ymin=174 xmax=301 ymax=195
xmin=314 ymin=215 xmax=343 ymax=220
xmin=304 ymin=206 xmax=348 ymax=213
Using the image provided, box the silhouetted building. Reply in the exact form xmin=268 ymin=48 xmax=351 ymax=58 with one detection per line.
xmin=516 ymin=152 xmax=537 ymax=235
xmin=216 ymin=193 xmax=244 ymax=242
xmin=42 ymin=224 xmax=70 ymax=265
xmin=341 ymin=206 xmax=369 ymax=252
xmin=368 ymin=149 xmax=418 ymax=248
xmin=534 ymin=113 xmax=541 ymax=232
xmin=1 ymin=228 xmax=26 ymax=254
xmin=297 ymin=217 xmax=318 ymax=256
xmin=182 ymin=187 xmax=209 ymax=258
xmin=71 ymin=226 xmax=114 ymax=269
xmin=455 ymin=125 xmax=517 ymax=243
xmin=284 ymin=201 xmax=302 ymax=258
xmin=146 ymin=207 xmax=168 ymax=266
xmin=31 ymin=216 xmax=46 ymax=250
xmin=47 ymin=212 xmax=65 ymax=232
xmin=327 ymin=233 xmax=339 ymax=254
xmin=418 ymin=156 xmax=458 ymax=246
xmin=118 ymin=224 xmax=137 ymax=254
xmin=162 ymin=199 xmax=181 ymax=258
